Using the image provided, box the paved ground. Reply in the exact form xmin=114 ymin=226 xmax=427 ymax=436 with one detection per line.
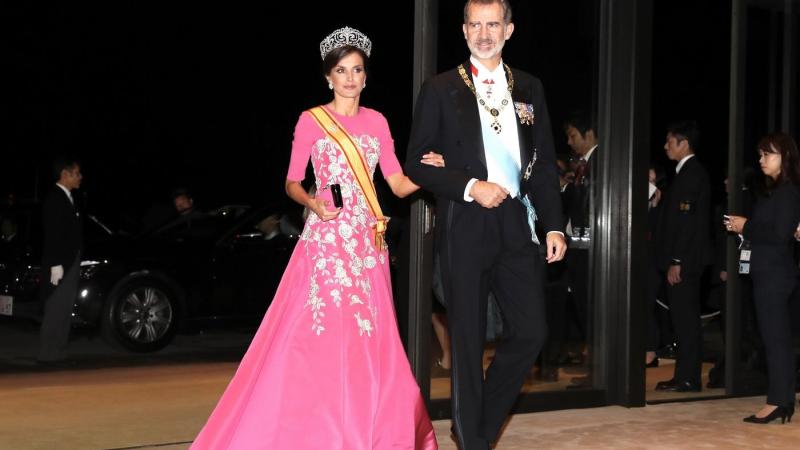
xmin=0 ymin=316 xmax=254 ymax=374
xmin=0 ymin=361 xmax=797 ymax=450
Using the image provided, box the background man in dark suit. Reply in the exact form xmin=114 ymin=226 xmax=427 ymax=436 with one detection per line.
xmin=562 ymin=110 xmax=598 ymax=387
xmin=38 ymin=156 xmax=83 ymax=363
xmin=405 ymin=1 xmax=566 ymax=448
xmin=655 ymin=121 xmax=711 ymax=392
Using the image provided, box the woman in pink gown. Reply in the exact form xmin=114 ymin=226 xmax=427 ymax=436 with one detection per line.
xmin=190 ymin=27 xmax=440 ymax=450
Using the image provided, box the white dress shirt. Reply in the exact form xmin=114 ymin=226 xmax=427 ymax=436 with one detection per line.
xmin=675 ymin=154 xmax=695 ymax=174
xmin=462 ymin=58 xmax=564 ymax=238
xmin=582 ymin=144 xmax=598 ymax=162
xmin=463 ymin=57 xmax=523 ymax=201
xmin=56 ymin=183 xmax=73 ymax=204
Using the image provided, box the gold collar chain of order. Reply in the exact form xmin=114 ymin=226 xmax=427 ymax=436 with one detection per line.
xmin=458 ymin=63 xmax=514 ymax=134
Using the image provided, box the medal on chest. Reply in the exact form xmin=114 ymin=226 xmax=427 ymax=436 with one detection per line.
xmin=459 ymin=64 xmax=514 ymax=135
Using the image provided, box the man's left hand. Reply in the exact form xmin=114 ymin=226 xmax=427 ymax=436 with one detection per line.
xmin=545 ymin=232 xmax=567 ymax=263
xmin=667 ymin=265 xmax=682 ymax=285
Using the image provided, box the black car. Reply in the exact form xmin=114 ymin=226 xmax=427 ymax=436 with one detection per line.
xmin=0 ymin=203 xmax=303 ymax=352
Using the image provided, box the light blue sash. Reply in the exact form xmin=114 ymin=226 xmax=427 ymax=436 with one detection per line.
xmin=481 ymin=125 xmax=539 ymax=244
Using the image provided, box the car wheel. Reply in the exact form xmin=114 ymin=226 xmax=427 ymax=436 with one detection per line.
xmin=101 ymin=278 xmax=180 ymax=352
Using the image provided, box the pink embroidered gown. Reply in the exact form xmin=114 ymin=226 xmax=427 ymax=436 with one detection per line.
xmin=190 ymin=106 xmax=438 ymax=450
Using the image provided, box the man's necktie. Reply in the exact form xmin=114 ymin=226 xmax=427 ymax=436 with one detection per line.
xmin=574 ymin=158 xmax=588 ymax=185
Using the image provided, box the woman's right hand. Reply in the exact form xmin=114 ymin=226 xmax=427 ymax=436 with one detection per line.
xmin=725 ymin=215 xmax=747 ymax=234
xmin=311 ymin=197 xmax=341 ymax=221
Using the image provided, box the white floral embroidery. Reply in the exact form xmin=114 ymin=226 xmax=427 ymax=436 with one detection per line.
xmin=358 ymin=278 xmax=372 ymax=298
xmin=355 ymin=312 xmax=373 ymax=337
xmin=328 ymin=161 xmax=342 ymax=176
xmin=301 ymin=130 xmax=386 ymax=336
xmin=331 ymin=289 xmax=342 ymax=307
xmin=306 ymin=277 xmax=326 ymax=336
xmin=344 ymin=237 xmax=357 ymax=255
xmin=333 ymin=259 xmax=353 ymax=287
xmin=340 ymin=183 xmax=353 ymax=198
xmin=338 ymin=223 xmax=353 ymax=240
xmin=350 ymin=256 xmax=363 ymax=276
xmin=367 ymin=153 xmax=379 ymax=168
xmin=357 ymin=193 xmax=368 ymax=210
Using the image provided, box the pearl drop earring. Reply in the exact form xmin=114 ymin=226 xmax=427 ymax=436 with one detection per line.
xmin=328 ymin=81 xmax=333 ymax=90
xmin=362 ymin=82 xmax=366 ymax=89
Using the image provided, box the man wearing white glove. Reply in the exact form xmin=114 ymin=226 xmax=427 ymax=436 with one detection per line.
xmin=50 ymin=265 xmax=64 ymax=286
xmin=38 ymin=156 xmax=83 ymax=364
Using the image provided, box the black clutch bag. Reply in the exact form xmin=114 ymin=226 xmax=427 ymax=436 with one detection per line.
xmin=330 ymin=184 xmax=343 ymax=208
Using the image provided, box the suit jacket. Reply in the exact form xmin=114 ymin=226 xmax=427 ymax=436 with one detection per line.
xmin=655 ymin=156 xmax=711 ymax=274
xmin=404 ymin=61 xmax=564 ymax=239
xmin=743 ymin=182 xmax=800 ymax=276
xmin=563 ymin=151 xmax=598 ymax=233
xmin=41 ymin=186 xmax=83 ymax=273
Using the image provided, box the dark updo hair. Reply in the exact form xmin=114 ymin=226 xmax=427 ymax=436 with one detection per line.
xmin=322 ymin=45 xmax=369 ymax=76
xmin=757 ymin=132 xmax=800 ymax=188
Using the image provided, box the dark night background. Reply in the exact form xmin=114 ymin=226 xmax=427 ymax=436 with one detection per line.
xmin=2 ymin=0 xmax=796 ymax=228
xmin=2 ymin=2 xmax=419 ymax=228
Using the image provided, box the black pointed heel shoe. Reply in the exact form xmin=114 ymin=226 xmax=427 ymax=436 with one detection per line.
xmin=743 ymin=406 xmax=794 ymax=424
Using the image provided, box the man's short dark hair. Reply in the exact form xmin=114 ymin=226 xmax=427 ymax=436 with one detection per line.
xmin=171 ymin=187 xmax=192 ymax=200
xmin=51 ymin=156 xmax=80 ymax=182
xmin=563 ymin=109 xmax=597 ymax=137
xmin=666 ymin=120 xmax=700 ymax=151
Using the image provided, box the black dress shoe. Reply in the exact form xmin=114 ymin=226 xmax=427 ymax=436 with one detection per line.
xmin=656 ymin=343 xmax=678 ymax=359
xmin=657 ymin=380 xmax=701 ymax=392
xmin=673 ymin=381 xmax=702 ymax=392
xmin=655 ymin=378 xmax=677 ymax=391
xmin=743 ymin=406 xmax=794 ymax=424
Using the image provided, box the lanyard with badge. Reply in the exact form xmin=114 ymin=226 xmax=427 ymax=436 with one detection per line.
xmin=724 ymin=214 xmax=750 ymax=274
xmin=738 ymin=237 xmax=751 ymax=274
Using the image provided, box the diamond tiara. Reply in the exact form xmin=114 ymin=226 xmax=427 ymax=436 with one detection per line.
xmin=319 ymin=26 xmax=372 ymax=60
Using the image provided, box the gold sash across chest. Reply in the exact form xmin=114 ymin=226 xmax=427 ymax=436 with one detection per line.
xmin=307 ymin=106 xmax=388 ymax=251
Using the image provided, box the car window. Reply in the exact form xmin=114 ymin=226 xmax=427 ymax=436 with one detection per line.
xmin=1 ymin=208 xmax=38 ymax=244
xmin=0 ymin=206 xmax=115 ymax=247
xmin=234 ymin=210 xmax=303 ymax=241
xmin=155 ymin=213 xmax=238 ymax=240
